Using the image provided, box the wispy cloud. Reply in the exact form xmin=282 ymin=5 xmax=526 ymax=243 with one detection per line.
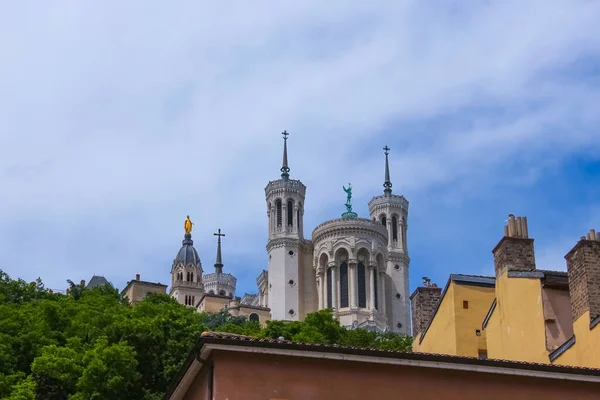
xmin=0 ymin=1 xmax=599 ymax=295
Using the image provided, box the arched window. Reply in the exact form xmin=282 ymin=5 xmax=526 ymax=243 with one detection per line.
xmin=297 ymin=209 xmax=300 ymax=231
xmin=340 ymin=262 xmax=349 ymax=308
xmin=287 ymin=200 xmax=294 ymax=227
xmin=192 ymin=296 xmax=195 ymax=306
xmin=392 ymin=216 xmax=398 ymax=241
xmin=249 ymin=313 xmax=259 ymax=322
xmin=402 ymin=216 xmax=407 ymax=250
xmin=374 ymin=272 xmax=378 ymax=311
xmin=381 ymin=215 xmax=387 ymax=227
xmin=184 ymin=295 xmax=188 ymax=305
xmin=276 ymin=200 xmax=282 ymax=227
xmin=219 ymin=290 xmax=226 ymax=296
xmin=326 ymin=267 xmax=333 ymax=308
xmin=357 ymin=262 xmax=367 ymax=308
xmin=209 ymin=290 xmax=214 ymax=294
xmin=190 ymin=272 xmax=194 ymax=282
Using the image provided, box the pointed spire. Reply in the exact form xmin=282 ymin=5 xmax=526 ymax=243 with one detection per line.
xmin=213 ymin=229 xmax=225 ymax=274
xmin=383 ymin=145 xmax=392 ymax=195
xmin=281 ymin=130 xmax=290 ymax=180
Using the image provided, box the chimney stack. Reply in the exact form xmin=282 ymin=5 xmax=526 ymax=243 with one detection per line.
xmin=80 ymin=279 xmax=85 ymax=287
xmin=492 ymin=214 xmax=535 ymax=277
xmin=565 ymin=230 xmax=600 ymax=324
xmin=136 ymin=274 xmax=140 ymax=281
xmin=410 ymin=282 xmax=442 ymax=339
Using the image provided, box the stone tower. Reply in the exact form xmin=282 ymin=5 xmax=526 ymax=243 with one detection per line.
xmin=203 ymin=229 xmax=237 ymax=297
xmin=368 ymin=146 xmax=411 ymax=334
xmin=169 ymin=221 xmax=204 ymax=307
xmin=265 ymin=131 xmax=307 ymax=321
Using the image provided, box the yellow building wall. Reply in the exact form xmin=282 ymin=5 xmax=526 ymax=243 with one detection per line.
xmin=452 ymin=284 xmax=495 ymax=357
xmin=553 ymin=311 xmax=600 ymax=368
xmin=485 ymin=271 xmax=548 ymax=363
xmin=414 ymin=282 xmax=495 ymax=357
xmin=413 ymin=284 xmax=457 ymax=355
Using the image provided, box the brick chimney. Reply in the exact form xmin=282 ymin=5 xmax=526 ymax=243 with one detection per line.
xmin=565 ymin=229 xmax=600 ymax=324
xmin=410 ymin=277 xmax=442 ymax=338
xmin=492 ymin=214 xmax=535 ymax=277
xmin=136 ymin=274 xmax=140 ymax=281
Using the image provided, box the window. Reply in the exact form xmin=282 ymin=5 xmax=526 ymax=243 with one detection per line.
xmin=392 ymin=216 xmax=398 ymax=241
xmin=327 ymin=267 xmax=332 ymax=308
xmin=185 ymin=295 xmax=188 ymax=305
xmin=381 ymin=215 xmax=387 ymax=226
xmin=249 ymin=313 xmax=259 ymax=322
xmin=373 ymin=271 xmax=378 ymax=311
xmin=276 ymin=200 xmax=282 ymax=227
xmin=190 ymin=272 xmax=194 ymax=282
xmin=219 ymin=290 xmax=226 ymax=296
xmin=297 ymin=209 xmax=300 ymax=230
xmin=463 ymin=301 xmax=469 ymax=309
xmin=287 ymin=200 xmax=294 ymax=227
xmin=340 ymin=262 xmax=349 ymax=308
xmin=357 ymin=262 xmax=366 ymax=308
xmin=402 ymin=216 xmax=407 ymax=249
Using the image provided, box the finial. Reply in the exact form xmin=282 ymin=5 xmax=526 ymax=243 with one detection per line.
xmin=383 ymin=145 xmax=392 ymax=195
xmin=213 ymin=229 xmax=226 ymax=274
xmin=184 ymin=215 xmax=194 ymax=235
xmin=281 ymin=130 xmax=290 ymax=180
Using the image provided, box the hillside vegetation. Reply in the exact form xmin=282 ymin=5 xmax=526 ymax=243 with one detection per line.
xmin=0 ymin=270 xmax=412 ymax=399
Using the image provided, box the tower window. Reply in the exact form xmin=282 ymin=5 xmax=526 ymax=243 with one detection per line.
xmin=402 ymin=216 xmax=407 ymax=250
xmin=340 ymin=262 xmax=349 ymax=308
xmin=357 ymin=262 xmax=366 ymax=308
xmin=327 ymin=267 xmax=332 ymax=308
xmin=392 ymin=216 xmax=398 ymax=241
xmin=190 ymin=272 xmax=194 ymax=282
xmin=287 ymin=200 xmax=294 ymax=227
xmin=381 ymin=215 xmax=387 ymax=226
xmin=297 ymin=209 xmax=300 ymax=231
xmin=276 ymin=200 xmax=282 ymax=227
xmin=374 ymin=270 xmax=378 ymax=311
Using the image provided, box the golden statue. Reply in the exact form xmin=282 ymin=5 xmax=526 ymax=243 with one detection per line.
xmin=184 ymin=215 xmax=194 ymax=234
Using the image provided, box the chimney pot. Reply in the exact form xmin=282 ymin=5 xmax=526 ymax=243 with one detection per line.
xmin=136 ymin=274 xmax=140 ymax=281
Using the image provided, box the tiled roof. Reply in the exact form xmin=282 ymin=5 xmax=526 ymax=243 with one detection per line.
xmin=196 ymin=331 xmax=600 ymax=373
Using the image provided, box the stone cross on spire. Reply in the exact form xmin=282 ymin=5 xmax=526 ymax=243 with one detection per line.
xmin=383 ymin=145 xmax=393 ymax=195
xmin=281 ymin=130 xmax=290 ymax=180
xmin=213 ymin=229 xmax=225 ymax=274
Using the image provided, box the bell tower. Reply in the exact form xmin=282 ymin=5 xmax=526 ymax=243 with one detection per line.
xmin=368 ymin=146 xmax=411 ymax=334
xmin=265 ymin=131 xmax=307 ymax=321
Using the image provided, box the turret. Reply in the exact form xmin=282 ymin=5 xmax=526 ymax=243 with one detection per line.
xmin=368 ymin=146 xmax=411 ymax=334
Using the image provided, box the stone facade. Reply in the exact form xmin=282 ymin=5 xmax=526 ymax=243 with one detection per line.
xmin=410 ymin=283 xmax=442 ymax=337
xmin=565 ymin=232 xmax=600 ymax=322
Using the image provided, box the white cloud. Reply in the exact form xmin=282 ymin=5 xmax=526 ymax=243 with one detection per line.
xmin=0 ymin=1 xmax=599 ymax=293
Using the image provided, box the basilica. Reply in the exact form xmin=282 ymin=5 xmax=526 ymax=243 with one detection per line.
xmin=125 ymin=132 xmax=411 ymax=334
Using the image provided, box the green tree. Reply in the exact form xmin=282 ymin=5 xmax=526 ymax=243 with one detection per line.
xmin=0 ymin=269 xmax=413 ymax=399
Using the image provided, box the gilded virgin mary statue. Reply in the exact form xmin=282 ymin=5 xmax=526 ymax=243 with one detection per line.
xmin=184 ymin=215 xmax=194 ymax=234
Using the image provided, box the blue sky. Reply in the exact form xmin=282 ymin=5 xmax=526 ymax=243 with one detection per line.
xmin=1 ymin=1 xmax=599 ymax=297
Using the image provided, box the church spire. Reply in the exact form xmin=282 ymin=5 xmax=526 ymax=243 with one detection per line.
xmin=383 ymin=145 xmax=393 ymax=195
xmin=280 ymin=130 xmax=290 ymax=180
xmin=213 ymin=229 xmax=225 ymax=274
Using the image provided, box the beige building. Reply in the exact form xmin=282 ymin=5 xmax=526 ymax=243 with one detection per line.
xmin=121 ymin=274 xmax=168 ymax=304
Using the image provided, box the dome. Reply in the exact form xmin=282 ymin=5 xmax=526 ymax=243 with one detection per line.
xmin=174 ymin=233 xmax=201 ymax=266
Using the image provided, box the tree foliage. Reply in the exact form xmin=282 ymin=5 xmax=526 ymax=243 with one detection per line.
xmin=0 ymin=270 xmax=412 ymax=399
